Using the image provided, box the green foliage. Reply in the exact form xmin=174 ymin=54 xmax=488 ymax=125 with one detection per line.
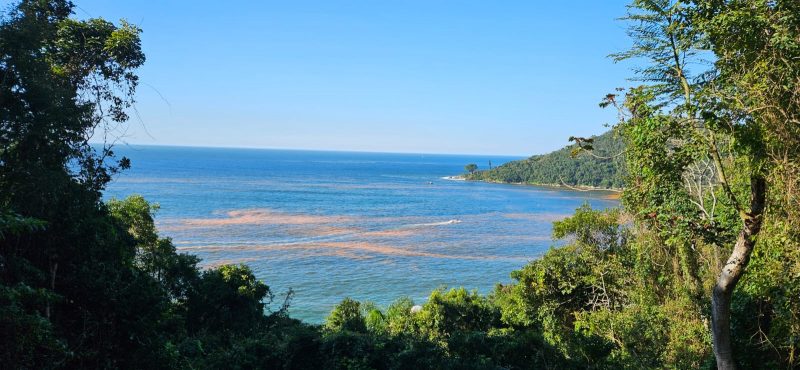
xmin=188 ymin=264 xmax=271 ymax=335
xmin=494 ymin=207 xmax=631 ymax=362
xmin=467 ymin=131 xmax=626 ymax=189
xmin=383 ymin=297 xmax=417 ymax=335
xmin=108 ymin=195 xmax=201 ymax=301
xmin=414 ymin=288 xmax=501 ymax=343
xmin=608 ymin=0 xmax=800 ymax=367
xmin=729 ymin=217 xmax=800 ymax=368
xmin=3 ymin=0 xmax=799 ymax=368
xmin=552 ymin=203 xmax=623 ymax=249
xmin=320 ymin=288 xmax=573 ymax=369
xmin=0 ymin=210 xmax=46 ymax=239
xmin=0 ymin=283 xmax=65 ymax=368
xmin=326 ymin=297 xmax=368 ymax=333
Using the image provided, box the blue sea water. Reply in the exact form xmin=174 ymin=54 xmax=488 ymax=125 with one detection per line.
xmin=105 ymin=145 xmax=618 ymax=323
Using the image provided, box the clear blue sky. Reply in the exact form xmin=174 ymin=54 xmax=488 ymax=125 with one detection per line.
xmin=75 ymin=1 xmax=634 ymax=156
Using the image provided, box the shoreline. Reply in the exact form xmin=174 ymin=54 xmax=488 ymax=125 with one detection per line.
xmin=445 ymin=176 xmax=623 ymax=200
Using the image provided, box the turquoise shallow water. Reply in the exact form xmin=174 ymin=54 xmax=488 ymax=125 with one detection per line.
xmin=105 ymin=145 xmax=618 ymax=323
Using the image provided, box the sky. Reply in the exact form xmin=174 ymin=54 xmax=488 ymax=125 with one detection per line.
xmin=72 ymin=1 xmax=634 ymax=156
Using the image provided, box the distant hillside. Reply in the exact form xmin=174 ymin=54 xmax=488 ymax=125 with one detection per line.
xmin=466 ymin=131 xmax=625 ymax=189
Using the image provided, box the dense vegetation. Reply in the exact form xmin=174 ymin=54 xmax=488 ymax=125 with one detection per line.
xmin=2 ymin=0 xmax=799 ymax=369
xmin=465 ymin=131 xmax=626 ymax=189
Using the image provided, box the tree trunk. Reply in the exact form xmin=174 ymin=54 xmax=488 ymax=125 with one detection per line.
xmin=45 ymin=260 xmax=57 ymax=320
xmin=711 ymin=176 xmax=766 ymax=370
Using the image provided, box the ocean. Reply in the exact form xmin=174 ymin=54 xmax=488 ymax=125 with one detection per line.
xmin=105 ymin=145 xmax=618 ymax=323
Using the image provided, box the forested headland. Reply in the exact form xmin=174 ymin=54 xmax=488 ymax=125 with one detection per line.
xmin=2 ymin=0 xmax=799 ymax=369
xmin=465 ymin=131 xmax=626 ymax=189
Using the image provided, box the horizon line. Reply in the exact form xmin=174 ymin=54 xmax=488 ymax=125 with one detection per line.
xmin=93 ymin=141 xmax=533 ymax=158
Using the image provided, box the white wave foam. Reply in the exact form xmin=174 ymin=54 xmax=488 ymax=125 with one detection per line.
xmin=410 ymin=219 xmax=462 ymax=227
xmin=441 ymin=176 xmax=465 ymax=181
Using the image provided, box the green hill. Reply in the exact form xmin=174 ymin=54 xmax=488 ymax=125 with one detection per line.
xmin=467 ymin=131 xmax=625 ymax=189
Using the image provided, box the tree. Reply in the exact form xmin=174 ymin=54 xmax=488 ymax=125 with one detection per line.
xmin=108 ymin=195 xmax=200 ymax=302
xmin=0 ymin=0 xmax=145 ymax=295
xmin=0 ymin=1 xmax=158 ymax=366
xmin=464 ymin=163 xmax=478 ymax=175
xmin=325 ymin=297 xmax=367 ymax=333
xmin=696 ymin=2 xmax=800 ymax=367
xmin=610 ymin=0 xmax=800 ymax=367
xmin=187 ymin=264 xmax=271 ymax=334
